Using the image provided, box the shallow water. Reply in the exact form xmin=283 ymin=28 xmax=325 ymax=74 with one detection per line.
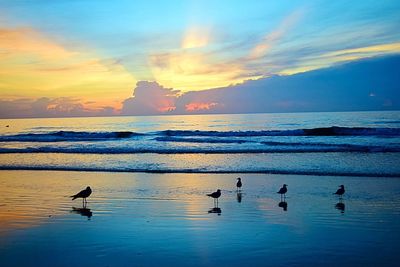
xmin=1 ymin=170 xmax=399 ymax=267
xmin=1 ymin=111 xmax=400 ymax=176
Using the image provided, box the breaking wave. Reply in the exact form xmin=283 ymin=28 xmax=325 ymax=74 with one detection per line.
xmin=1 ymin=126 xmax=399 ymax=143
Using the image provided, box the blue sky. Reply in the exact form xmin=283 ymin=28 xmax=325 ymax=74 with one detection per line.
xmin=0 ymin=0 xmax=399 ymax=117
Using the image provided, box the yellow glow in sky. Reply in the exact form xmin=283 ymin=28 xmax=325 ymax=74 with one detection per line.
xmin=0 ymin=28 xmax=136 ymax=109
xmin=149 ymin=51 xmax=257 ymax=92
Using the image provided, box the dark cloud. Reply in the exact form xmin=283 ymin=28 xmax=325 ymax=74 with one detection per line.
xmin=121 ymin=55 xmax=400 ymax=115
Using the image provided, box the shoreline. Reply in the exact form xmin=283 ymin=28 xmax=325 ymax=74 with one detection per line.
xmin=1 ymin=170 xmax=400 ymax=266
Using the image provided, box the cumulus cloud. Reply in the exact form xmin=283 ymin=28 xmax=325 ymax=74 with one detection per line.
xmin=121 ymin=81 xmax=180 ymax=115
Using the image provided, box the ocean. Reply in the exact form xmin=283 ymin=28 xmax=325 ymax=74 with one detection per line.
xmin=1 ymin=111 xmax=400 ymax=267
xmin=1 ymin=110 xmax=399 ymax=177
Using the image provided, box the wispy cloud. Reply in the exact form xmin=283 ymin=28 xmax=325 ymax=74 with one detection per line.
xmin=280 ymin=42 xmax=400 ymax=75
xmin=248 ymin=9 xmax=305 ymax=60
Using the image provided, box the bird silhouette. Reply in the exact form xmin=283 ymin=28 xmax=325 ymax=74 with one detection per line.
xmin=277 ymin=184 xmax=288 ymax=200
xmin=207 ymin=189 xmax=221 ymax=207
xmin=71 ymin=186 xmax=92 ymax=207
xmin=334 ymin=185 xmax=345 ymax=198
xmin=236 ymin=177 xmax=242 ymax=191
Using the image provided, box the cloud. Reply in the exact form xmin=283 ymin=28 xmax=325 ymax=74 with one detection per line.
xmin=185 ymin=102 xmax=219 ymax=112
xmin=0 ymin=97 xmax=117 ymax=118
xmin=2 ymin=55 xmax=399 ymax=118
xmin=121 ymin=81 xmax=180 ymax=116
xmin=121 ymin=55 xmax=400 ymax=116
xmin=280 ymin=42 xmax=400 ymax=75
xmin=248 ymin=9 xmax=305 ymax=60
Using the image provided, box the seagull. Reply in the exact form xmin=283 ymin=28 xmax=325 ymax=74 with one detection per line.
xmin=71 ymin=186 xmax=92 ymax=206
xmin=334 ymin=185 xmax=345 ymax=198
xmin=236 ymin=177 xmax=242 ymax=191
xmin=207 ymin=189 xmax=221 ymax=207
xmin=277 ymin=184 xmax=288 ymax=200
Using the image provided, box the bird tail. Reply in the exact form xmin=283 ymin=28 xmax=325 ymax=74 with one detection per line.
xmin=206 ymin=194 xmax=212 ymax=197
xmin=70 ymin=195 xmax=77 ymax=200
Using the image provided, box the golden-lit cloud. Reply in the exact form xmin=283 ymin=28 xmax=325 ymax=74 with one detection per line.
xmin=185 ymin=102 xmax=219 ymax=112
xmin=280 ymin=42 xmax=400 ymax=75
xmin=0 ymin=27 xmax=136 ymax=109
xmin=320 ymin=42 xmax=400 ymax=60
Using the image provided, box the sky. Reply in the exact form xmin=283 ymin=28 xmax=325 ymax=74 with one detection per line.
xmin=0 ymin=0 xmax=399 ymax=118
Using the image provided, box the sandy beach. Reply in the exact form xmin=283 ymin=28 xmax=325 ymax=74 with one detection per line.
xmin=1 ymin=170 xmax=399 ymax=267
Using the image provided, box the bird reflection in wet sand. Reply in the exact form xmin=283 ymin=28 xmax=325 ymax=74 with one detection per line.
xmin=71 ymin=186 xmax=92 ymax=207
xmin=71 ymin=207 xmax=93 ymax=220
xmin=278 ymin=201 xmax=288 ymax=211
xmin=208 ymin=207 xmax=222 ymax=215
xmin=335 ymin=202 xmax=345 ymax=213
xmin=207 ymin=189 xmax=221 ymax=207
xmin=237 ymin=192 xmax=242 ymax=203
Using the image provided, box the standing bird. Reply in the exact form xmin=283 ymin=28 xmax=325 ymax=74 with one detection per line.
xmin=334 ymin=185 xmax=345 ymax=198
xmin=236 ymin=177 xmax=242 ymax=191
xmin=71 ymin=186 xmax=92 ymax=207
xmin=207 ymin=189 xmax=221 ymax=207
xmin=277 ymin=184 xmax=288 ymax=200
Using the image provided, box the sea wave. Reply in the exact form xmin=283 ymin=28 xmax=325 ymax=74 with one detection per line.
xmin=0 ymin=144 xmax=399 ymax=154
xmin=0 ymin=131 xmax=142 ymax=142
xmin=160 ymin=126 xmax=400 ymax=137
xmin=0 ymin=165 xmax=398 ymax=177
xmin=154 ymin=136 xmax=249 ymax=143
xmin=1 ymin=126 xmax=400 ymax=143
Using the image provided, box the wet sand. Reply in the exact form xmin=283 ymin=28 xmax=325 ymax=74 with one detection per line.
xmin=0 ymin=170 xmax=399 ymax=267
